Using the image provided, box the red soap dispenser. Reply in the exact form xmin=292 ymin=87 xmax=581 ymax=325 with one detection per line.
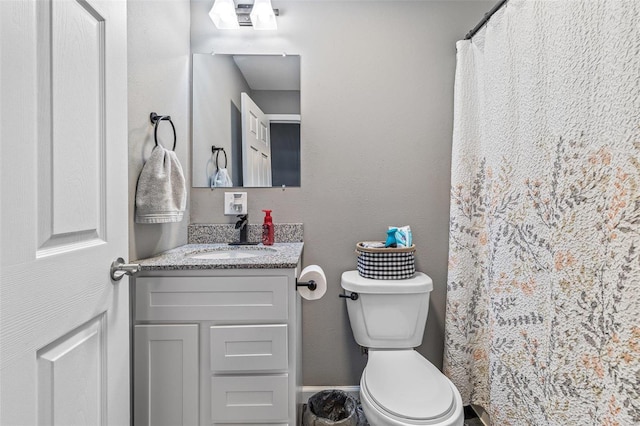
xmin=262 ymin=209 xmax=274 ymax=245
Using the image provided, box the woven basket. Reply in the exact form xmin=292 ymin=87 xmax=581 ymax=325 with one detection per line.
xmin=355 ymin=242 xmax=416 ymax=280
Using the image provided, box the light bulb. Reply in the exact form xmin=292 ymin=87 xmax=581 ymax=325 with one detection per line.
xmin=209 ymin=0 xmax=239 ymax=30
xmin=250 ymin=0 xmax=277 ymax=30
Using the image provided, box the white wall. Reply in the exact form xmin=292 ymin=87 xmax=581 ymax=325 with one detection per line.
xmin=128 ymin=0 xmax=191 ymax=261
xmin=190 ymin=0 xmax=494 ymax=386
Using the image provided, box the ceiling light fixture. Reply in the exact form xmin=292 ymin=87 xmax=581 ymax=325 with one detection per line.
xmin=208 ymin=0 xmax=239 ymax=29
xmin=209 ymin=0 xmax=278 ymax=30
xmin=250 ymin=0 xmax=277 ymax=30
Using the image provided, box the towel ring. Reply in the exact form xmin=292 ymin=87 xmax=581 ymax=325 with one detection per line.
xmin=212 ymin=146 xmax=228 ymax=170
xmin=150 ymin=112 xmax=177 ymax=151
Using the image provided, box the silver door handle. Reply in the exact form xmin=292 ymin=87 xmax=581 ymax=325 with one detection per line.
xmin=110 ymin=257 xmax=141 ymax=281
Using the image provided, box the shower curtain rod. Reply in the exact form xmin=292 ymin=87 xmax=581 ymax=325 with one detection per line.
xmin=464 ymin=0 xmax=509 ymax=40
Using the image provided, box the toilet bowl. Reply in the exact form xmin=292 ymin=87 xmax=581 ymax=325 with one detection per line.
xmin=341 ymin=271 xmax=463 ymax=426
xmin=359 ymin=350 xmax=463 ymax=425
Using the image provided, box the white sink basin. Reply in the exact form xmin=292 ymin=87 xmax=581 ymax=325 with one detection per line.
xmin=188 ymin=247 xmax=277 ymax=260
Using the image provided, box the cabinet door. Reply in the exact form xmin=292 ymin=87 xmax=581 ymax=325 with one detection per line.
xmin=134 ymin=325 xmax=199 ymax=426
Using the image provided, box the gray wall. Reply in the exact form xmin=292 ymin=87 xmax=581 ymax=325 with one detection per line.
xmin=193 ymin=54 xmax=250 ymax=188
xmin=128 ymin=0 xmax=191 ymax=261
xmin=190 ymin=0 xmax=492 ymax=386
xmin=252 ymin=90 xmax=301 ymax=114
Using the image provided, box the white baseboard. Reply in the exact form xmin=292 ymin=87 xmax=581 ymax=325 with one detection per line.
xmin=301 ymin=385 xmax=360 ymax=402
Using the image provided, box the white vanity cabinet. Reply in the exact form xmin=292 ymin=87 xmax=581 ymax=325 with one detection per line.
xmin=132 ymin=268 xmax=302 ymax=426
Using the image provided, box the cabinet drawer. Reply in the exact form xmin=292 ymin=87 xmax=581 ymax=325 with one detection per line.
xmin=210 ymin=325 xmax=288 ymax=372
xmin=135 ymin=276 xmax=288 ymax=321
xmin=211 ymin=375 xmax=288 ymax=422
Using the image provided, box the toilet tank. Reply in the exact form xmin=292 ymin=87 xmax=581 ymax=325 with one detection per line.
xmin=341 ymin=271 xmax=433 ymax=349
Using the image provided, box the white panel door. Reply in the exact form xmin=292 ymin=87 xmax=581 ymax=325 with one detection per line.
xmin=0 ymin=0 xmax=129 ymax=425
xmin=241 ymin=92 xmax=272 ymax=187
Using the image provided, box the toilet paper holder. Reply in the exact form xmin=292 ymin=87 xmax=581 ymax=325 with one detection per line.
xmin=296 ymin=279 xmax=317 ymax=291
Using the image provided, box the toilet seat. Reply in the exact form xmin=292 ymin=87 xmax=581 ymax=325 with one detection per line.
xmin=361 ymin=350 xmax=460 ymax=425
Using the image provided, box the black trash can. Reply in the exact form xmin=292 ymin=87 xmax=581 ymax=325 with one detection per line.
xmin=302 ymin=390 xmax=358 ymax=426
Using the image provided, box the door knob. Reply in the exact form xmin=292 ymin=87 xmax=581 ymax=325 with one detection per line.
xmin=110 ymin=257 xmax=141 ymax=281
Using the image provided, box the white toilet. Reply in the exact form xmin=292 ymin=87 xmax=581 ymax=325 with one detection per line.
xmin=341 ymin=271 xmax=464 ymax=426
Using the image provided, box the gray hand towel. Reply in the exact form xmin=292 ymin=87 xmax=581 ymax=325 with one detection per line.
xmin=135 ymin=145 xmax=187 ymax=223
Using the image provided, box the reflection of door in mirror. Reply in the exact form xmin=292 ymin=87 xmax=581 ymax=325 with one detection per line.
xmin=192 ymin=54 xmax=301 ymax=188
xmin=241 ymin=93 xmax=272 ymax=187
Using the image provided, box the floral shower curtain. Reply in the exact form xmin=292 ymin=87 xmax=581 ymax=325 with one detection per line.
xmin=444 ymin=1 xmax=640 ymax=424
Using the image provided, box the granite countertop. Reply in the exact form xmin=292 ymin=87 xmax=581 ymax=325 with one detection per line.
xmin=134 ymin=242 xmax=304 ymax=271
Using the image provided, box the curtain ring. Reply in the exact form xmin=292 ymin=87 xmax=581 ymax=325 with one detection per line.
xmin=150 ymin=113 xmax=177 ymax=151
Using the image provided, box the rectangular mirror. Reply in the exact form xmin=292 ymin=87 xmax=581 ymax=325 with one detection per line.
xmin=192 ymin=54 xmax=301 ymax=188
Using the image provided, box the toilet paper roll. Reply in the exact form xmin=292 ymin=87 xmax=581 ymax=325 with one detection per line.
xmin=298 ymin=265 xmax=327 ymax=301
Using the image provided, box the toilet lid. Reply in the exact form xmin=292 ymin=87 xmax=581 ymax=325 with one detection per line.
xmin=362 ymin=350 xmax=455 ymax=421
